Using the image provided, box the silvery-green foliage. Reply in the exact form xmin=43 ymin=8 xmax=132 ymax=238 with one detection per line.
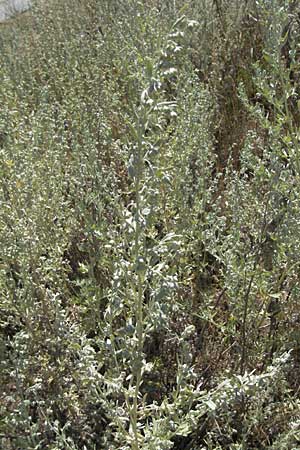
xmin=1 ymin=1 xmax=300 ymax=449
xmin=95 ymin=12 xmax=209 ymax=449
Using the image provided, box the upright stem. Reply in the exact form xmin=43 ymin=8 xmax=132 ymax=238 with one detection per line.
xmin=240 ymin=257 xmax=258 ymax=375
xmin=130 ymin=117 xmax=145 ymax=450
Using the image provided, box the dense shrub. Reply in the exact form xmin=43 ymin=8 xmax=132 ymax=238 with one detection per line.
xmin=0 ymin=0 xmax=300 ymax=448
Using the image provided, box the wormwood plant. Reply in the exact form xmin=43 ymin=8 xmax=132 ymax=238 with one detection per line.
xmin=97 ymin=10 xmax=206 ymax=449
xmin=237 ymin=0 xmax=300 ymax=367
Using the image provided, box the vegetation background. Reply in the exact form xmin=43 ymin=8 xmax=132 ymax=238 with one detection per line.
xmin=0 ymin=0 xmax=300 ymax=448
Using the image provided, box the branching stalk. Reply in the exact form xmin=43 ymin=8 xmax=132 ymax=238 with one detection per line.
xmin=130 ymin=115 xmax=146 ymax=450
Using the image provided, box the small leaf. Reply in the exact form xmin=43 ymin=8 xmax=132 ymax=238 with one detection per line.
xmin=187 ymin=20 xmax=199 ymax=29
xmin=142 ymin=207 xmax=151 ymax=216
xmin=205 ymin=399 xmax=217 ymax=411
xmin=269 ymin=292 xmax=281 ymax=299
xmin=163 ymin=67 xmax=178 ymax=76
